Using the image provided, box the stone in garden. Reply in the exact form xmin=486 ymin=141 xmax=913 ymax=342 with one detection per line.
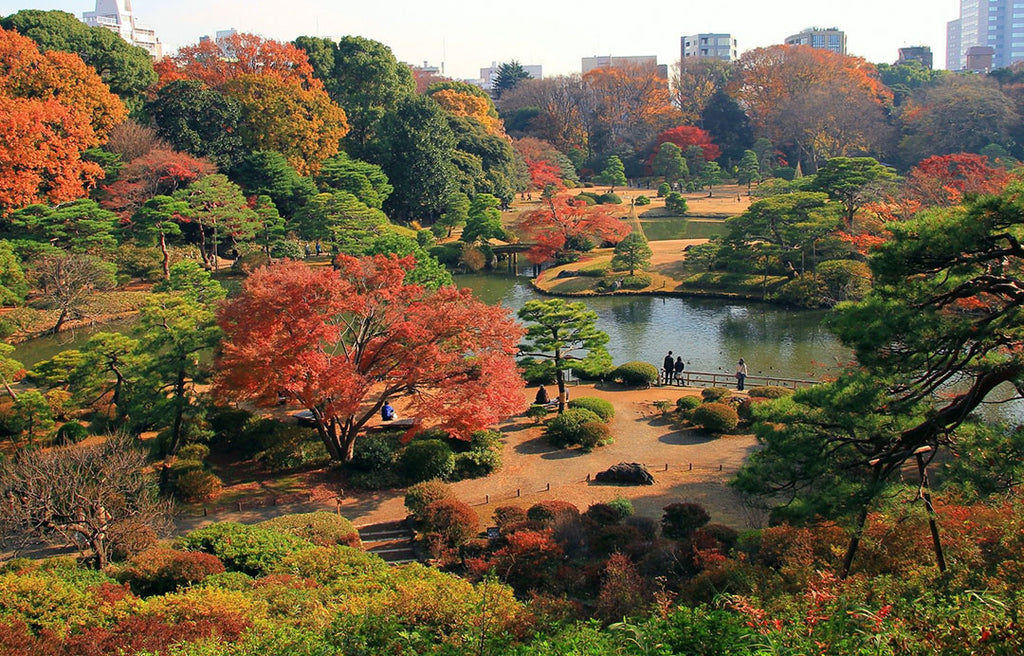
xmin=594 ymin=462 xmax=654 ymax=485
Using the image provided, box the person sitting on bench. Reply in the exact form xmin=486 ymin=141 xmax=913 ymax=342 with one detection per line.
xmin=535 ymin=385 xmax=549 ymax=405
xmin=381 ymin=402 xmax=395 ymax=421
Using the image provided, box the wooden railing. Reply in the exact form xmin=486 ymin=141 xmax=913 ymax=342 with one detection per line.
xmin=659 ymin=369 xmax=819 ymax=390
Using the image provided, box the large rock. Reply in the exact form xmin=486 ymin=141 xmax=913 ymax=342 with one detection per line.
xmin=594 ymin=462 xmax=654 ymax=485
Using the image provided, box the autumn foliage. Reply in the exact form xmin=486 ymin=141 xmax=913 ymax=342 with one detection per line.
xmin=905 ymin=153 xmax=1010 ymax=207
xmin=0 ymin=27 xmax=127 ymax=213
xmin=517 ymin=198 xmax=631 ymax=263
xmin=655 ymin=126 xmax=721 ymax=161
xmin=215 ymin=256 xmax=526 ymax=461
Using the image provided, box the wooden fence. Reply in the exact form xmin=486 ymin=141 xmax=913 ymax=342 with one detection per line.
xmin=658 ymin=369 xmax=818 ymax=390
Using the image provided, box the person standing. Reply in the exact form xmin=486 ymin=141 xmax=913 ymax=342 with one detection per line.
xmin=674 ymin=356 xmax=685 ymax=385
xmin=663 ymin=351 xmax=675 ymax=385
xmin=735 ymin=358 xmax=748 ymax=391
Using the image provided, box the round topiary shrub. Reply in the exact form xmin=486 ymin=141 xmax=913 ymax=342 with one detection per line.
xmin=676 ymin=395 xmax=702 ymax=416
xmin=657 ymin=183 xmax=671 ymax=198
xmin=398 ymin=439 xmax=455 ymax=483
xmin=692 ymin=402 xmax=740 ymax=434
xmin=746 ymin=386 xmax=794 ymax=399
xmin=584 ymin=503 xmax=622 ymax=526
xmin=420 ymin=498 xmax=480 ymax=547
xmin=634 ymin=195 xmax=651 ymax=206
xmin=597 ymin=192 xmax=622 ymax=204
xmin=349 ymin=436 xmax=396 ymax=472
xmin=258 ymin=512 xmax=360 ymax=548
xmin=567 ymin=397 xmax=615 ymax=421
xmin=610 ymin=361 xmax=660 ymax=388
xmin=171 ymin=465 xmax=222 ymax=503
xmin=527 ymin=500 xmax=580 ymax=524
xmin=661 ymin=502 xmax=711 ymax=540
xmin=404 ymin=479 xmax=453 ymax=517
xmin=664 ymin=192 xmax=688 ymax=215
xmin=577 ymin=420 xmax=612 ymax=451
xmin=607 ymin=496 xmax=634 ymax=519
xmin=493 ymin=505 xmax=528 ymax=532
xmin=575 ymin=192 xmax=599 ymax=205
xmin=545 ymin=408 xmax=603 ymax=448
xmin=121 ymin=547 xmax=226 ymax=596
xmin=701 ymin=387 xmax=731 ymax=402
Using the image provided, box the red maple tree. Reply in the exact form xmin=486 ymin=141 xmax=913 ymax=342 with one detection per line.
xmin=655 ymin=126 xmax=721 ymax=161
xmin=214 ymin=256 xmax=526 ymax=461
xmin=905 ymin=153 xmax=1010 ymax=208
xmin=101 ymin=148 xmax=216 ymax=218
xmin=517 ymin=198 xmax=632 ymax=263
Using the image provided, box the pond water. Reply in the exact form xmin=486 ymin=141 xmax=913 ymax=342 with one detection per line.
xmin=456 ymin=272 xmax=849 ymax=381
xmin=12 ymin=318 xmax=137 ymax=368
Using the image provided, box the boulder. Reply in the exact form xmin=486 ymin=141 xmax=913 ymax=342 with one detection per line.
xmin=594 ymin=462 xmax=654 ymax=486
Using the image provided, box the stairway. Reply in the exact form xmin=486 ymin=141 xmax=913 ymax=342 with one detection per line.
xmin=357 ymin=519 xmax=419 ymax=565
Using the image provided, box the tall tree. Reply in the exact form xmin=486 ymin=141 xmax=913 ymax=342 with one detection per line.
xmin=175 ymin=174 xmax=258 ymax=269
xmin=813 ymin=157 xmax=897 ymax=228
xmin=584 ymin=63 xmax=676 ymax=157
xmin=100 ymin=148 xmax=215 ymax=219
xmin=736 ymin=175 xmax=1024 ymax=576
xmin=461 ymin=194 xmax=505 ymax=243
xmin=518 ymin=299 xmax=611 ymax=413
xmin=293 ymin=191 xmax=388 ymax=251
xmin=227 ymin=150 xmax=316 ymax=220
xmin=294 ymin=35 xmax=415 ymax=156
xmin=32 ymin=253 xmax=116 ymax=334
xmin=493 ymin=60 xmax=532 ymax=99
xmin=650 ymin=143 xmax=689 ymax=185
xmin=372 ymin=95 xmax=458 ymax=221
xmin=215 ymin=256 xmax=526 ymax=461
xmin=0 ymin=27 xmax=126 ymax=214
xmin=672 ymin=57 xmax=733 ymax=125
xmin=596 ymin=155 xmax=627 ymax=192
xmin=8 ymin=200 xmax=118 ymax=255
xmin=129 ymin=195 xmax=189 ymax=279
xmin=314 ymin=152 xmax=392 ymax=209
xmin=611 ymin=232 xmax=653 ymax=276
xmin=147 ymin=80 xmax=243 ymax=169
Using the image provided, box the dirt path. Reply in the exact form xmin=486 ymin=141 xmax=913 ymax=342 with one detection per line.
xmin=177 ymin=384 xmax=763 ymax=534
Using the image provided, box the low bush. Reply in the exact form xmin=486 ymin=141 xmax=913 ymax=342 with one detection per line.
xmin=258 ymin=512 xmax=360 ymax=548
xmin=55 ymin=422 xmax=89 ymax=445
xmin=634 ymin=195 xmax=651 ymax=206
xmin=610 ymin=361 xmax=660 ymax=388
xmin=577 ymin=420 xmax=612 ymax=451
xmin=662 ymin=502 xmax=711 ymax=540
xmin=121 ymin=547 xmax=226 ymax=596
xmin=526 ymin=404 xmax=550 ymax=423
xmin=420 ymin=499 xmax=479 ymax=548
xmin=675 ymin=396 xmax=702 ymax=413
xmin=405 ymin=479 xmax=453 ymax=517
xmin=691 ymin=402 xmax=740 ymax=434
xmin=349 ymin=435 xmax=396 ymax=473
xmin=545 ymin=408 xmax=603 ymax=449
xmin=584 ymin=503 xmax=622 ymax=526
xmin=177 ymin=444 xmax=210 ymax=462
xmin=701 ymin=387 xmax=731 ymax=402
xmin=257 ymin=428 xmax=329 ymax=472
xmin=270 ymin=240 xmax=304 ymax=260
xmin=172 ymin=468 xmax=222 ymax=503
xmin=664 ymin=192 xmax=688 ymax=215
xmin=494 ymin=506 xmax=528 ymax=532
xmin=567 ymin=397 xmax=614 ymax=421
xmin=177 ymin=522 xmax=313 ymax=576
xmin=451 ymin=429 xmax=502 ymax=479
xmin=597 ymin=192 xmax=622 ymax=204
xmin=620 ymin=274 xmax=652 ymax=289
xmin=747 ymin=386 xmax=794 ymax=399
xmin=607 ymin=496 xmax=634 ymax=519
xmin=398 ymin=439 xmax=455 ymax=483
xmin=527 ymin=501 xmax=580 ymax=524
xmin=657 ymin=183 xmax=671 ymax=197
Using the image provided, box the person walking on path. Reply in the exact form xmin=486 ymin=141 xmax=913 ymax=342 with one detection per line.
xmin=674 ymin=356 xmax=685 ymax=385
xmin=663 ymin=351 xmax=675 ymax=385
xmin=735 ymin=358 xmax=748 ymax=391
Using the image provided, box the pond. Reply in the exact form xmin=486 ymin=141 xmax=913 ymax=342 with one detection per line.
xmin=456 ymin=272 xmax=849 ymax=382
xmin=11 ymin=318 xmax=137 ymax=368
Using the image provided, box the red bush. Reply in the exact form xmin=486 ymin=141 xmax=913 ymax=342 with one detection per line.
xmin=527 ymin=501 xmax=580 ymax=524
xmin=420 ymin=499 xmax=480 ymax=548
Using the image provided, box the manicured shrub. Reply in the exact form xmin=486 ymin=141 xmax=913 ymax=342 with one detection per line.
xmin=106 ymin=518 xmax=159 ymax=561
xmin=692 ymin=402 xmax=740 ymax=434
xmin=620 ymin=274 xmax=652 ymax=289
xmin=452 ymin=430 xmax=503 ymax=480
xmin=567 ymin=397 xmax=614 ymax=421
xmin=121 ymin=547 xmax=226 ymax=596
xmin=544 ymin=408 xmax=602 ymax=449
xmin=177 ymin=522 xmax=314 ymax=576
xmin=526 ymin=404 xmax=550 ymax=423
xmin=634 ymin=195 xmax=651 ymax=206
xmin=578 ymin=420 xmax=612 ymax=451
xmin=349 ymin=435 xmax=396 ymax=472
xmin=665 ymin=192 xmax=688 ymax=215
xmin=398 ymin=439 xmax=455 ymax=483
xmin=662 ymin=502 xmax=711 ymax=540
xmin=170 ymin=463 xmax=222 ymax=503
xmin=574 ymin=192 xmax=598 ymax=205
xmin=176 ymin=443 xmax=210 ymax=462
xmin=607 ymin=496 xmax=634 ymax=519
xmin=420 ymin=499 xmax=480 ymax=548
xmin=657 ymin=183 xmax=671 ymax=197
xmin=747 ymin=386 xmax=794 ymax=399
xmin=527 ymin=501 xmax=580 ymax=524
xmin=597 ymin=192 xmax=622 ymax=204
xmin=676 ymin=396 xmax=702 ymax=414
xmin=493 ymin=506 xmax=528 ymax=532
xmin=258 ymin=512 xmax=360 ymax=548
xmin=275 ymin=545 xmax=386 ymax=585
xmin=258 ymin=430 xmax=329 ymax=472
xmin=584 ymin=503 xmax=622 ymax=526
xmin=610 ymin=361 xmax=660 ymax=387
xmin=701 ymin=387 xmax=731 ymax=402
xmin=55 ymin=422 xmax=89 ymax=445
xmin=694 ymin=523 xmax=740 ymax=552
xmin=405 ymin=479 xmax=453 ymax=517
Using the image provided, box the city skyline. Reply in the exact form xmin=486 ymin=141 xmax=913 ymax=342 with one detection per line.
xmin=1 ymin=0 xmax=960 ymax=79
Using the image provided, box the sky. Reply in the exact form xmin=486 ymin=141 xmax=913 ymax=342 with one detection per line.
xmin=2 ymin=0 xmax=962 ymax=80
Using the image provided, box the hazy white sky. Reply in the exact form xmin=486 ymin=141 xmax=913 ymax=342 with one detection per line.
xmin=1 ymin=0 xmax=961 ymax=79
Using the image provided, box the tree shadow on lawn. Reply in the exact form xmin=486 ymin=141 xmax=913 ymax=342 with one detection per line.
xmin=514 ymin=435 xmax=560 ymax=455
xmin=658 ymin=427 xmax=721 ymax=446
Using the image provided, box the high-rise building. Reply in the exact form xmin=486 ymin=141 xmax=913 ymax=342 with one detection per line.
xmin=680 ymin=33 xmax=737 ymax=61
xmin=82 ymin=0 xmax=162 ymax=58
xmin=946 ymin=1 xmax=1024 ymax=71
xmin=784 ymin=27 xmax=846 ymax=54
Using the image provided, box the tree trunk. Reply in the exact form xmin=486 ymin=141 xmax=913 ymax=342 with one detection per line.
xmin=840 ymin=465 xmax=882 ymax=579
xmin=917 ymin=452 xmax=947 ymax=572
xmin=160 ymin=232 xmax=170 ymax=280
xmin=554 ymin=348 xmax=566 ymax=414
xmin=166 ymin=366 xmax=187 ymax=456
xmin=49 ymin=307 xmax=69 ymax=336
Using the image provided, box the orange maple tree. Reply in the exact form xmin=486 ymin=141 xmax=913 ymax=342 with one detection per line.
xmin=215 ymin=256 xmax=526 ymax=461
xmin=583 ymin=63 xmax=677 ymax=150
xmin=517 ymin=198 xmax=631 ymax=263
xmin=905 ymin=153 xmax=1010 ymax=208
xmin=429 ymin=87 xmax=505 ymax=137
xmin=155 ymin=33 xmax=347 ymax=175
xmin=0 ymin=27 xmax=126 ymax=213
